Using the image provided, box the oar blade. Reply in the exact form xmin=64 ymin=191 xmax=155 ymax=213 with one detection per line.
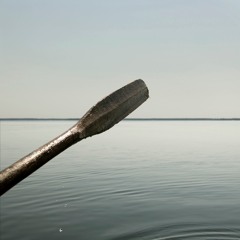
xmin=78 ymin=79 xmax=149 ymax=138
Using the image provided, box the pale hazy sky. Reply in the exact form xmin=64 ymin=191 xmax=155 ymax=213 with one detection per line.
xmin=1 ymin=0 xmax=240 ymax=118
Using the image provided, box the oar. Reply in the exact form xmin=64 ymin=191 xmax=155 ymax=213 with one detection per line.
xmin=0 ymin=79 xmax=149 ymax=196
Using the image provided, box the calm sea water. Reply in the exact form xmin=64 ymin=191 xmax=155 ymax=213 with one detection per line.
xmin=1 ymin=120 xmax=240 ymax=240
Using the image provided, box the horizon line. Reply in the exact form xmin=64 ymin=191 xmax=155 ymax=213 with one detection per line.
xmin=1 ymin=118 xmax=240 ymax=121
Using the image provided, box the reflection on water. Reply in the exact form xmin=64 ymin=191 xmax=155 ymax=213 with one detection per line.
xmin=1 ymin=120 xmax=240 ymax=239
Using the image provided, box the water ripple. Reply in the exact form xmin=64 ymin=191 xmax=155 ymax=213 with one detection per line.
xmin=108 ymin=223 xmax=240 ymax=240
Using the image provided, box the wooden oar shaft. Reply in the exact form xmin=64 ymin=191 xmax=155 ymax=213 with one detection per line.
xmin=0 ymin=126 xmax=80 ymax=196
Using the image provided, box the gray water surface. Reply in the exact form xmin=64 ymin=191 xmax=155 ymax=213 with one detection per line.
xmin=1 ymin=120 xmax=240 ymax=239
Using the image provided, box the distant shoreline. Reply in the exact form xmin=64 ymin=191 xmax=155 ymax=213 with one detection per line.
xmin=1 ymin=118 xmax=240 ymax=121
